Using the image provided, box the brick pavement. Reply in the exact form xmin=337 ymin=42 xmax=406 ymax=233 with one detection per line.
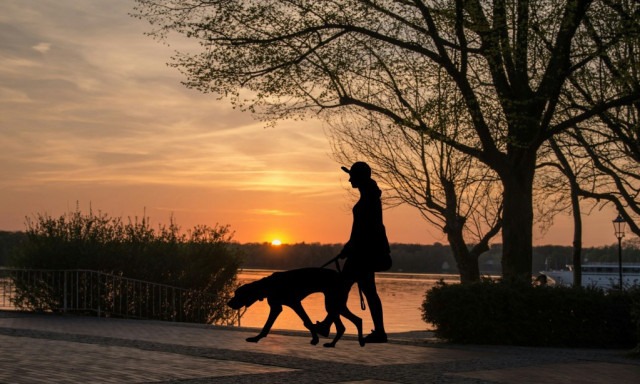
xmin=0 ymin=311 xmax=638 ymax=383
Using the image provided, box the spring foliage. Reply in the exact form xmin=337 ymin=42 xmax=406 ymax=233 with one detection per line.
xmin=9 ymin=207 xmax=243 ymax=323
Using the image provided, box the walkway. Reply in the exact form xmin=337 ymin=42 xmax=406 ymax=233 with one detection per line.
xmin=0 ymin=311 xmax=638 ymax=383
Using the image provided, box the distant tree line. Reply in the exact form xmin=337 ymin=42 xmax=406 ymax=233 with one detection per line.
xmin=3 ymin=231 xmax=639 ymax=275
xmin=238 ymin=241 xmax=640 ymax=275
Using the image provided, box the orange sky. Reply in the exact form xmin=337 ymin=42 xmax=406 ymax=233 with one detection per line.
xmin=0 ymin=0 xmax=625 ymax=247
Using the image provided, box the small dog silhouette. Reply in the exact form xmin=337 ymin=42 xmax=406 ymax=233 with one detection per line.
xmin=228 ymin=268 xmax=364 ymax=347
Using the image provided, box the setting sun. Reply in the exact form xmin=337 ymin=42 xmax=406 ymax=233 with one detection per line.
xmin=271 ymin=239 xmax=282 ymax=246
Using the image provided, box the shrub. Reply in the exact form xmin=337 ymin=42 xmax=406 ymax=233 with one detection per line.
xmin=0 ymin=231 xmax=26 ymax=266
xmin=630 ymin=286 xmax=640 ymax=353
xmin=9 ymin=207 xmax=243 ymax=324
xmin=422 ymin=279 xmax=637 ymax=348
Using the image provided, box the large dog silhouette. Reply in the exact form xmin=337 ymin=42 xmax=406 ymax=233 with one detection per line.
xmin=228 ymin=268 xmax=364 ymax=347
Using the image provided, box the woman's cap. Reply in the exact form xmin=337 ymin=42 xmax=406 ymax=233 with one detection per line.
xmin=341 ymin=161 xmax=371 ymax=179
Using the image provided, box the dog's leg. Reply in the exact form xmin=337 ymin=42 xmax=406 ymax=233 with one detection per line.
xmin=324 ymin=316 xmax=344 ymax=348
xmin=314 ymin=293 xmax=337 ymax=338
xmin=314 ymin=316 xmax=332 ymax=338
xmin=289 ymin=302 xmax=319 ymax=345
xmin=341 ymin=307 xmax=365 ymax=347
xmin=246 ymin=303 xmax=282 ymax=343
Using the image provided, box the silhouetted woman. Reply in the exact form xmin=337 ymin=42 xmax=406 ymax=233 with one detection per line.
xmin=338 ymin=161 xmax=390 ymax=343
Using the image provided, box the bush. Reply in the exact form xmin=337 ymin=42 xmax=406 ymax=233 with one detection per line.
xmin=0 ymin=231 xmax=27 ymax=266
xmin=422 ymin=279 xmax=638 ymax=348
xmin=630 ymin=286 xmax=640 ymax=353
xmin=9 ymin=207 xmax=243 ymax=324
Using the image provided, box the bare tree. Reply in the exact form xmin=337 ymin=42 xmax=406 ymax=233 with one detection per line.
xmin=327 ymin=70 xmax=502 ymax=283
xmin=534 ymin=0 xmax=640 ymax=285
xmin=562 ymin=0 xmax=640 ymax=237
xmin=540 ymin=119 xmax=640 ymax=286
xmin=538 ymin=137 xmax=587 ymax=286
xmin=134 ymin=0 xmax=640 ymax=281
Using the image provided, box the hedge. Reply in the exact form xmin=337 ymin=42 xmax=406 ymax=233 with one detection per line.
xmin=422 ymin=279 xmax=639 ymax=348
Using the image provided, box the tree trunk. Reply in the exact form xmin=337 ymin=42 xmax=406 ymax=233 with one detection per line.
xmin=446 ymin=226 xmax=480 ymax=283
xmin=500 ymin=160 xmax=535 ymax=282
xmin=570 ymin=188 xmax=582 ymax=287
xmin=549 ymin=137 xmax=583 ymax=286
xmin=441 ymin=177 xmax=481 ymax=283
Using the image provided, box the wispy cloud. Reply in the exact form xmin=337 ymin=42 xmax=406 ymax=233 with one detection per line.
xmin=31 ymin=42 xmax=51 ymax=53
xmin=248 ymin=209 xmax=301 ymax=217
xmin=0 ymin=0 xmax=361 ymax=243
xmin=0 ymin=87 xmax=31 ymax=103
xmin=0 ymin=1 xmax=337 ymax=190
xmin=0 ymin=1 xmax=621 ymax=247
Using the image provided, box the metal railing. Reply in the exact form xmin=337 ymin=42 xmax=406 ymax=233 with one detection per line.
xmin=0 ymin=268 xmax=237 ymax=325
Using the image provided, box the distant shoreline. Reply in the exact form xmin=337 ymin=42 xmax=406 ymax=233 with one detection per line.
xmin=238 ymin=268 xmax=466 ymax=281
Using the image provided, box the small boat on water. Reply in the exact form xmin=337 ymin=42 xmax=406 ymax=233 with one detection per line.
xmin=541 ymin=263 xmax=640 ymax=289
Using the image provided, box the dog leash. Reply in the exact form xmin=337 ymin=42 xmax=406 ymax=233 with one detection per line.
xmin=320 ymin=255 xmax=342 ymax=273
xmin=320 ymin=256 xmax=366 ymax=311
xmin=357 ymin=285 xmax=366 ymax=310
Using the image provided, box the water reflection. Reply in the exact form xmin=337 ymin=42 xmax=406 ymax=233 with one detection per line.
xmin=236 ymin=269 xmax=459 ymax=334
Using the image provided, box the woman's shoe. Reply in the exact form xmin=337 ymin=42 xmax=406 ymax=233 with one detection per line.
xmin=363 ymin=329 xmax=387 ymax=343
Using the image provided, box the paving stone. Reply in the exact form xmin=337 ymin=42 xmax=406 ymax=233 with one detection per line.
xmin=0 ymin=312 xmax=638 ymax=384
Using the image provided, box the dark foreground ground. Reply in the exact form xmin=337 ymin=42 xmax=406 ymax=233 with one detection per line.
xmin=0 ymin=311 xmax=638 ymax=383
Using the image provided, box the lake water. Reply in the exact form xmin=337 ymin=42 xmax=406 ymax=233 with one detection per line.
xmin=236 ymin=269 xmax=459 ymax=334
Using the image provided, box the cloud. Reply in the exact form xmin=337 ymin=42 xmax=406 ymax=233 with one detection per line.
xmin=0 ymin=87 xmax=31 ymax=103
xmin=0 ymin=0 xmax=431 ymax=245
xmin=248 ymin=209 xmax=301 ymax=217
xmin=0 ymin=0 xmax=341 ymax=205
xmin=31 ymin=42 xmax=51 ymax=53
